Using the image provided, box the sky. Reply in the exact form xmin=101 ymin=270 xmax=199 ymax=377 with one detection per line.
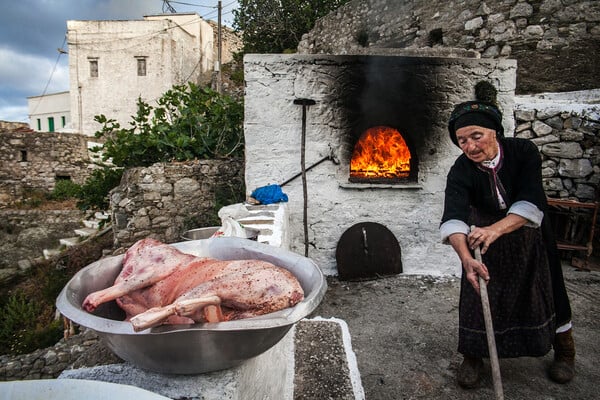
xmin=0 ymin=0 xmax=238 ymax=123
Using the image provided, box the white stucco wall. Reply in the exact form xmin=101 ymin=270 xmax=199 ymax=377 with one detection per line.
xmin=28 ymin=91 xmax=70 ymax=132
xmin=67 ymin=14 xmax=212 ymax=136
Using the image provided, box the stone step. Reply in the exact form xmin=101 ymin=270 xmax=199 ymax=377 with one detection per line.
xmin=74 ymin=227 xmax=98 ymax=238
xmin=59 ymin=237 xmax=81 ymax=247
xmin=43 ymin=249 xmax=62 ymax=259
xmin=95 ymin=211 xmax=110 ymax=220
xmin=83 ymin=219 xmax=101 ymax=229
xmin=294 ymin=318 xmax=363 ymax=399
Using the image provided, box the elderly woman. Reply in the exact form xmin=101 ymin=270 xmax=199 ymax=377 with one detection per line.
xmin=440 ymin=85 xmax=575 ymax=388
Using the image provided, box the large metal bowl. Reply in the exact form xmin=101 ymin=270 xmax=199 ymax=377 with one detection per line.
xmin=56 ymin=238 xmax=327 ymax=374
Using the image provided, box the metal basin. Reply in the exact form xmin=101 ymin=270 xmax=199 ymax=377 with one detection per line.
xmin=181 ymin=226 xmax=260 ymax=241
xmin=56 ymin=237 xmax=327 ymax=374
xmin=180 ymin=226 xmax=220 ymax=240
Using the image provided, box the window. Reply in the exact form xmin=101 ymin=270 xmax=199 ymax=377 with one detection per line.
xmin=89 ymin=59 xmax=98 ymax=77
xmin=20 ymin=150 xmax=27 ymax=162
xmin=136 ymin=57 xmax=147 ymax=76
xmin=48 ymin=117 xmax=55 ymax=132
xmin=37 ymin=119 xmax=41 ymax=130
xmin=61 ymin=116 xmax=66 ymax=127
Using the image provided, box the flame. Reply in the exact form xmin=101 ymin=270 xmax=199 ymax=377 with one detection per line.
xmin=350 ymin=126 xmax=411 ymax=179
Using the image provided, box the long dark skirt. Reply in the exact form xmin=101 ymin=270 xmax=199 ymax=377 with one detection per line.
xmin=458 ymin=213 xmax=555 ymax=358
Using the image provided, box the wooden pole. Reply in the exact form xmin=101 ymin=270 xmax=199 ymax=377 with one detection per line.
xmin=474 ymin=244 xmax=504 ymax=400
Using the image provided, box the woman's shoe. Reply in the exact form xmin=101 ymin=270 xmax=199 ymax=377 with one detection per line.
xmin=549 ymin=329 xmax=575 ymax=383
xmin=457 ymin=355 xmax=484 ymax=388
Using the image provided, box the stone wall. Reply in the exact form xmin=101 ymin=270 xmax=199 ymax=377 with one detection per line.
xmin=110 ymin=159 xmax=244 ymax=249
xmin=514 ymin=90 xmax=600 ymax=200
xmin=0 ymin=209 xmax=84 ymax=278
xmin=0 ymin=329 xmax=119 ymax=381
xmin=0 ymin=130 xmax=93 ymax=206
xmin=297 ymin=0 xmax=600 ymax=94
xmin=0 ymin=121 xmax=29 ymax=131
xmin=207 ymin=21 xmax=243 ymax=65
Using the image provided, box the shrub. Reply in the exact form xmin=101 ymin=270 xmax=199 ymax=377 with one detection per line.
xmin=76 ymin=167 xmax=124 ymax=212
xmin=51 ymin=179 xmax=82 ymax=200
xmin=0 ymin=291 xmax=62 ymax=355
xmin=93 ymin=83 xmax=244 ymax=168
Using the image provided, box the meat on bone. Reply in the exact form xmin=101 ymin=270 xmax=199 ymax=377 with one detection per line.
xmin=82 ymin=238 xmax=304 ymax=331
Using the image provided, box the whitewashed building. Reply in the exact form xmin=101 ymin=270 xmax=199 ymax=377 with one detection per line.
xmin=67 ymin=13 xmax=214 ymax=136
xmin=28 ymin=91 xmax=71 ymax=132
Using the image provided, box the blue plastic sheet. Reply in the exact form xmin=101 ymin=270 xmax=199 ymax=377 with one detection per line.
xmin=251 ymin=184 xmax=289 ymax=205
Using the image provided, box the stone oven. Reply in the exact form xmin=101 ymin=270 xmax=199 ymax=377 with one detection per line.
xmin=244 ymin=54 xmax=516 ymax=276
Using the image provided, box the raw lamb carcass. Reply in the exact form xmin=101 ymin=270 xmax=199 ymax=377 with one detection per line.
xmin=82 ymin=238 xmax=304 ymax=331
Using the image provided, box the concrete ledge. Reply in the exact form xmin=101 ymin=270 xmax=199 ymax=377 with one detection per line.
xmin=59 ymin=327 xmax=295 ymax=400
xmin=58 ymin=318 xmax=364 ymax=399
xmin=294 ymin=318 xmax=364 ymax=400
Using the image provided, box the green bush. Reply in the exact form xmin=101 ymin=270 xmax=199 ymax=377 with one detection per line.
xmin=51 ymin=179 xmax=82 ymax=200
xmin=0 ymin=291 xmax=62 ymax=355
xmin=76 ymin=167 xmax=123 ymax=212
xmin=93 ymin=83 xmax=244 ymax=168
xmin=77 ymin=83 xmax=244 ymax=213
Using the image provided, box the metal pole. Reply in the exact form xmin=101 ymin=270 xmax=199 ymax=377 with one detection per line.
xmin=301 ymin=105 xmax=308 ymax=257
xmin=294 ymin=99 xmax=316 ymax=257
xmin=217 ymin=1 xmax=222 ymax=93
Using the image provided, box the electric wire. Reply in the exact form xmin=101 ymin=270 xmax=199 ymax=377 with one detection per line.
xmin=70 ymin=7 xmax=234 ymax=50
xmin=29 ymin=36 xmax=67 ymax=117
xmin=29 ymin=2 xmax=237 ymax=121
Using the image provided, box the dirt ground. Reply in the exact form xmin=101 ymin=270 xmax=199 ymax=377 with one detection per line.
xmin=310 ymin=262 xmax=600 ymax=400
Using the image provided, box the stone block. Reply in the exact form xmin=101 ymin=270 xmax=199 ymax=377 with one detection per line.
xmin=542 ymin=142 xmax=584 ymax=158
xmin=533 ymin=120 xmax=554 ymax=136
xmin=558 ymin=158 xmax=593 ymax=178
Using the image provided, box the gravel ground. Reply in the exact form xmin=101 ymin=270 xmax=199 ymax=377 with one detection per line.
xmin=309 ymin=263 xmax=600 ymax=400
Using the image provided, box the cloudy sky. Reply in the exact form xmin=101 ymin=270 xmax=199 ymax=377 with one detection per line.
xmin=0 ymin=0 xmax=238 ymax=123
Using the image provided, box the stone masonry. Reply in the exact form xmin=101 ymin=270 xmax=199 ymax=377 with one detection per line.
xmin=514 ymin=90 xmax=600 ymax=200
xmin=0 ymin=209 xmax=84 ymax=274
xmin=297 ymin=0 xmax=600 ymax=94
xmin=110 ymin=159 xmax=244 ymax=249
xmin=0 ymin=130 xmax=93 ymax=206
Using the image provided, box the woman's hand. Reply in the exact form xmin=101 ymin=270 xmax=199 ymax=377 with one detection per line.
xmin=467 ymin=226 xmax=500 ymax=254
xmin=469 ymin=214 xmax=529 ymax=254
xmin=448 ymin=232 xmax=490 ymax=295
xmin=462 ymin=257 xmax=489 ymax=295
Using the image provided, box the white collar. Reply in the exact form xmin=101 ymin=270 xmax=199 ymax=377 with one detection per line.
xmin=480 ymin=143 xmax=501 ymax=169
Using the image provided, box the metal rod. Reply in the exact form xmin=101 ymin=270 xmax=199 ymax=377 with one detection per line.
xmin=217 ymin=1 xmax=222 ymax=93
xmin=473 ymin=240 xmax=504 ymax=400
xmin=279 ymin=156 xmax=331 ymax=187
xmin=301 ymin=105 xmax=308 ymax=257
xmin=294 ymin=99 xmax=315 ymax=257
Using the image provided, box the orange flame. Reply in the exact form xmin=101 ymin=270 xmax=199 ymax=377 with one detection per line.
xmin=350 ymin=126 xmax=411 ymax=179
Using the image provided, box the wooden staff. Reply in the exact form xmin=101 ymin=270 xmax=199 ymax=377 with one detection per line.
xmin=474 ymin=244 xmax=504 ymax=400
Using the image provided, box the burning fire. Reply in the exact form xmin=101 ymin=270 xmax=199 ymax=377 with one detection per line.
xmin=350 ymin=126 xmax=411 ymax=180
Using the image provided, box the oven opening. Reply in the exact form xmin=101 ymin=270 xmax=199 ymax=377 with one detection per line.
xmin=349 ymin=125 xmax=415 ymax=183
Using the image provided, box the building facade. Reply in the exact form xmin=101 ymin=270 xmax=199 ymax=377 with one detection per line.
xmin=27 ymin=91 xmax=71 ymax=133
xmin=67 ymin=13 xmax=214 ymax=136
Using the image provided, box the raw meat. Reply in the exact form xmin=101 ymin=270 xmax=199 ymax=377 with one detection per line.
xmin=82 ymin=238 xmax=304 ymax=331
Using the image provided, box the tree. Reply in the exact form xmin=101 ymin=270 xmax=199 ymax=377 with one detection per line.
xmin=79 ymin=83 xmax=244 ymax=212
xmin=233 ymin=0 xmax=351 ymax=54
xmin=93 ymin=83 xmax=244 ymax=168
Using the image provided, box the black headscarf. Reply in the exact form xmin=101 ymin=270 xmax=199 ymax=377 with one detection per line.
xmin=448 ymin=101 xmax=504 ymax=147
